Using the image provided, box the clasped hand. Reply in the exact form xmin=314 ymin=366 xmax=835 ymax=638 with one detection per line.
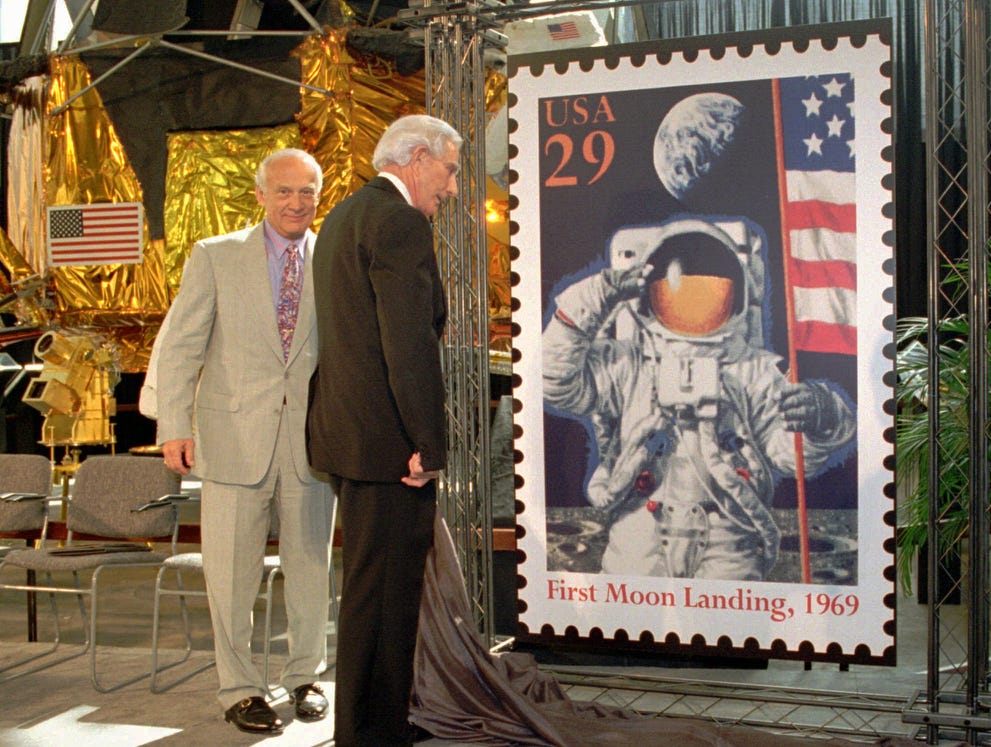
xmin=402 ymin=452 xmax=439 ymax=487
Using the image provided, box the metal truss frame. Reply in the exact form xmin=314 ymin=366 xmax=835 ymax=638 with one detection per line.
xmin=20 ymin=0 xmax=335 ymax=119
xmin=913 ymin=0 xmax=991 ymax=742
xmin=403 ymin=0 xmax=502 ymax=645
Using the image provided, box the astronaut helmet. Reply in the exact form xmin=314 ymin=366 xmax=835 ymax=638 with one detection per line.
xmin=643 ymin=223 xmax=746 ymax=337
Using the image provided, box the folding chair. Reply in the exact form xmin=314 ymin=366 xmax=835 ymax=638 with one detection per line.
xmin=0 ymin=454 xmax=181 ymax=692
xmin=0 ymin=454 xmax=55 ymax=643
xmin=150 ymin=548 xmax=284 ymax=693
xmin=0 ymin=454 xmax=53 ymax=558
xmin=150 ymin=506 xmax=339 ymax=694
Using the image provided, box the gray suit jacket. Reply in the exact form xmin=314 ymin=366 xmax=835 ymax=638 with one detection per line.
xmin=156 ymin=222 xmax=319 ymax=486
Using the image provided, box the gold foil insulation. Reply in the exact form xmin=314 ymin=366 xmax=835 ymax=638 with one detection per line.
xmin=162 ymin=126 xmax=300 ymax=297
xmin=3 ymin=29 xmax=507 ymax=371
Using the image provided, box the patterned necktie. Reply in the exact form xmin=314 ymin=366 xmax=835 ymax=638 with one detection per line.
xmin=276 ymin=244 xmax=301 ymax=360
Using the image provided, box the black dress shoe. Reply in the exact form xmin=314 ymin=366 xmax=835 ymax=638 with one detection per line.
xmin=290 ymin=682 xmax=328 ymax=721
xmin=224 ymin=696 xmax=284 ymax=734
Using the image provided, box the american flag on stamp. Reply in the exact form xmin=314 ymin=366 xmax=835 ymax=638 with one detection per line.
xmin=774 ymin=73 xmax=857 ymax=356
xmin=547 ymin=21 xmax=580 ymax=42
xmin=46 ymin=203 xmax=144 ymax=267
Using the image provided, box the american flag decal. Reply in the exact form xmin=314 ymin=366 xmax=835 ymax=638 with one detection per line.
xmin=547 ymin=21 xmax=580 ymax=41
xmin=774 ymin=74 xmax=856 ymax=356
xmin=47 ymin=203 xmax=144 ymax=266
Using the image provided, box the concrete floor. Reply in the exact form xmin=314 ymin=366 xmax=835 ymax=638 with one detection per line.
xmin=0 ymin=541 xmax=406 ymax=747
xmin=0 ymin=526 xmax=962 ymax=746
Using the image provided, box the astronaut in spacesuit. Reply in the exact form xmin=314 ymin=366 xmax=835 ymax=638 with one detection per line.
xmin=542 ymin=218 xmax=856 ymax=581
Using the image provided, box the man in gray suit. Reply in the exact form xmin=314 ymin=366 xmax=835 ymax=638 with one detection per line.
xmin=307 ymin=115 xmax=462 ymax=747
xmin=156 ymin=148 xmax=334 ymax=735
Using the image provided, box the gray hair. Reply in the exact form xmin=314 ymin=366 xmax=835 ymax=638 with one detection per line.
xmin=372 ymin=115 xmax=463 ymax=171
xmin=256 ymin=148 xmax=323 ymax=193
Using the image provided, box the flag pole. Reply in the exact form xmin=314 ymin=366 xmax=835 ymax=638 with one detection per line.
xmin=771 ymin=79 xmax=812 ymax=584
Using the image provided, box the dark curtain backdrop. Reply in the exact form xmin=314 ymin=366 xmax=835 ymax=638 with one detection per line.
xmin=80 ymin=43 xmax=303 ymax=240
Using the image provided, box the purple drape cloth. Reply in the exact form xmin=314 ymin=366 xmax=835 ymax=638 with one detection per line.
xmin=409 ymin=513 xmax=938 ymax=747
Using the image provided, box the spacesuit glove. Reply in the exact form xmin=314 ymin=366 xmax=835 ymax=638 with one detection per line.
xmin=553 ymin=266 xmax=648 ymax=334
xmin=779 ymin=381 xmax=842 ymax=437
xmin=602 ymin=266 xmax=648 ymax=300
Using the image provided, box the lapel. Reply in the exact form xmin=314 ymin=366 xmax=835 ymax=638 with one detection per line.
xmin=238 ymin=223 xmax=284 ymax=363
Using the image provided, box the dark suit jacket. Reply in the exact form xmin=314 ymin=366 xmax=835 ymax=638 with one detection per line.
xmin=307 ymin=176 xmax=447 ymax=482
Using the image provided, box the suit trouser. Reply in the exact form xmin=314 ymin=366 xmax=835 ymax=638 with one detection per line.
xmin=200 ymin=408 xmax=334 ymax=709
xmin=332 ymin=476 xmax=436 ymax=747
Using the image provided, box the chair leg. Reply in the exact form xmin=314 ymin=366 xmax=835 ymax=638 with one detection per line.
xmin=150 ymin=564 xmax=168 ymax=688
xmin=89 ymin=563 xmax=170 ymax=693
xmin=73 ymin=571 xmax=92 ymax=649
xmin=151 ymin=565 xmax=194 ymax=678
xmin=26 ymin=570 xmax=36 ymax=642
xmin=0 ymin=571 xmax=87 ymax=681
xmin=149 ymin=565 xmax=215 ymax=693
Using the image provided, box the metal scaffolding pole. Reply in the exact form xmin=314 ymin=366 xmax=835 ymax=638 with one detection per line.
xmin=915 ymin=0 xmax=991 ymax=741
xmin=963 ymin=0 xmax=989 ymax=735
xmin=412 ymin=0 xmax=501 ymax=644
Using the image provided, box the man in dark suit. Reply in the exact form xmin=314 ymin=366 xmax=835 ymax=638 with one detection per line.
xmin=307 ymin=114 xmax=462 ymax=747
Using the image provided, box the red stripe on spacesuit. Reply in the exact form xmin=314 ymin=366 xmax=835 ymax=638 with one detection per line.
xmin=555 ymin=309 xmax=576 ymax=327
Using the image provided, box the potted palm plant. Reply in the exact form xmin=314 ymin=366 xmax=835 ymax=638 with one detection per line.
xmin=895 ymin=263 xmax=972 ymax=596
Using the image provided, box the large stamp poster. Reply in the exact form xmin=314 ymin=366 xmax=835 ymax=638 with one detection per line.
xmin=509 ymin=21 xmax=895 ymax=663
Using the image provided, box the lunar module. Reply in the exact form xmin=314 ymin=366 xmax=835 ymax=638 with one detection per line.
xmin=22 ymin=330 xmax=119 ymax=450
